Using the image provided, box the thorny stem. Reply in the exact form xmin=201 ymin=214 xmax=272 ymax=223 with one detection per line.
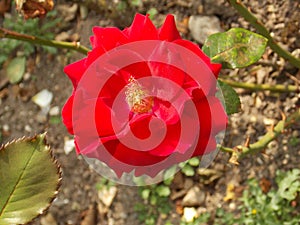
xmin=219 ymin=108 xmax=300 ymax=163
xmin=220 ymin=79 xmax=299 ymax=93
xmin=228 ymin=0 xmax=300 ymax=69
xmin=1 ymin=27 xmax=298 ymax=94
xmin=0 ymin=27 xmax=90 ymax=55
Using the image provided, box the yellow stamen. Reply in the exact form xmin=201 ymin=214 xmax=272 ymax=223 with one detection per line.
xmin=125 ymin=76 xmax=153 ymax=113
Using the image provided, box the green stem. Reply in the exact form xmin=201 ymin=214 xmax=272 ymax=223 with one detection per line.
xmin=220 ymin=108 xmax=300 ymax=162
xmin=228 ymin=0 xmax=300 ymax=69
xmin=218 ymin=145 xmax=234 ymax=153
xmin=220 ymin=79 xmax=299 ymax=93
xmin=0 ymin=27 xmax=90 ymax=55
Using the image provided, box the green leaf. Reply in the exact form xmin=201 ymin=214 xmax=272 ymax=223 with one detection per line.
xmin=49 ymin=116 xmax=61 ymax=125
xmin=116 ymin=1 xmax=127 ymax=11
xmin=147 ymin=8 xmax=158 ymax=20
xmin=133 ymin=176 xmax=146 ymax=186
xmin=181 ymin=164 xmax=195 ymax=177
xmin=277 ymin=169 xmax=300 ymax=201
xmin=141 ymin=189 xmax=151 ymax=200
xmin=217 ymin=80 xmax=241 ymax=115
xmin=6 ymin=56 xmax=26 ymax=84
xmin=150 ymin=195 xmax=157 ymax=205
xmin=163 ymin=166 xmax=175 ymax=185
xmin=188 ymin=157 xmax=200 ymax=167
xmin=156 ymin=185 xmax=171 ymax=197
xmin=131 ymin=0 xmax=142 ymax=6
xmin=0 ymin=134 xmax=61 ymax=224
xmin=163 ymin=165 xmax=177 ymax=181
xmin=202 ymin=28 xmax=268 ymax=68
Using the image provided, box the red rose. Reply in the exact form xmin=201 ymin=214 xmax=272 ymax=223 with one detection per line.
xmin=62 ymin=14 xmax=227 ymax=179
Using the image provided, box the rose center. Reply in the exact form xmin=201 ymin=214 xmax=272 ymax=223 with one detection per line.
xmin=125 ymin=76 xmax=153 ymax=113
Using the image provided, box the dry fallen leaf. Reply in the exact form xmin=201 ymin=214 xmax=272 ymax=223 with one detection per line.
xmin=175 ymin=200 xmax=184 ymax=215
xmin=176 ymin=17 xmax=189 ymax=34
xmin=15 ymin=0 xmax=54 ymax=19
xmin=40 ymin=213 xmax=57 ymax=225
xmin=223 ymin=183 xmax=236 ymax=202
xmin=197 ymin=168 xmax=223 ymax=185
xmin=259 ymin=177 xmax=271 ymax=194
xmin=97 ymin=186 xmax=117 ymax=208
xmin=0 ymin=0 xmax=11 ymax=15
xmin=81 ymin=203 xmax=97 ymax=225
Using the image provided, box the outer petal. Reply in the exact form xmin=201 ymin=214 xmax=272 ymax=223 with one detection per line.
xmin=193 ymin=97 xmax=212 ymax=154
xmin=174 ymin=39 xmax=222 ymax=77
xmin=62 ymin=95 xmax=74 ymax=134
xmin=192 ymin=96 xmax=227 ymax=155
xmin=91 ymin=27 xmax=128 ymax=50
xmin=85 ymin=46 xmax=106 ymax=67
xmin=108 ymin=140 xmax=167 ymax=166
xmin=208 ymin=96 xmax=228 ymax=134
xmin=64 ymin=58 xmax=87 ymax=88
xmin=193 ymin=137 xmax=216 ymax=156
xmin=158 ymin=14 xmax=181 ymax=41
xmin=148 ymin=62 xmax=185 ymax=88
xmin=122 ymin=14 xmax=158 ymax=41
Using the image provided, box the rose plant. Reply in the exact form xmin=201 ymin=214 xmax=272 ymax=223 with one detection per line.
xmin=62 ymin=14 xmax=227 ymax=178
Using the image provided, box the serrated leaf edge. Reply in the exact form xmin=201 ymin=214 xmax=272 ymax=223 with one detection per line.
xmin=0 ymin=133 xmax=62 ymax=225
xmin=203 ymin=28 xmax=268 ymax=69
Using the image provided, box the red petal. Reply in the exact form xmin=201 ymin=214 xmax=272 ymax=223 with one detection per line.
xmin=122 ymin=14 xmax=158 ymax=41
xmin=158 ymin=14 xmax=181 ymax=41
xmin=112 ymin=141 xmax=166 ymax=166
xmin=73 ymin=97 xmax=124 ymax=138
xmin=91 ymin=27 xmax=128 ymax=50
xmin=208 ymin=96 xmax=228 ymax=134
xmin=152 ymin=98 xmax=180 ymax=124
xmin=193 ymin=137 xmax=217 ymax=156
xmin=149 ymin=62 xmax=185 ymax=88
xmin=64 ymin=58 xmax=87 ymax=88
xmin=174 ymin=39 xmax=222 ymax=78
xmin=149 ymin=99 xmax=201 ymax=157
xmin=192 ymin=96 xmax=227 ymax=155
xmin=193 ymin=97 xmax=212 ymax=154
xmin=62 ymin=95 xmax=74 ymax=134
xmin=99 ymin=73 xmax=127 ymax=103
xmin=148 ymin=122 xmax=181 ymax=156
xmin=85 ymin=46 xmax=106 ymax=67
xmin=147 ymin=62 xmax=187 ymax=104
xmin=95 ymin=98 xmax=117 ymax=137
xmin=129 ymin=114 xmax=152 ymax=139
xmin=119 ymin=62 xmax=152 ymax=80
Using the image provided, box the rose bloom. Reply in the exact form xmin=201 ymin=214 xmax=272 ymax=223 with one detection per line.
xmin=62 ymin=14 xmax=227 ymax=177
